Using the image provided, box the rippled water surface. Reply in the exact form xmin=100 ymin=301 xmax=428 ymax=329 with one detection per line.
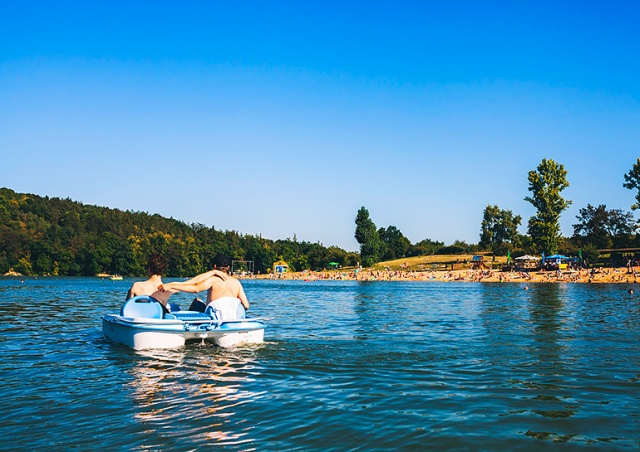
xmin=2 ymin=278 xmax=640 ymax=450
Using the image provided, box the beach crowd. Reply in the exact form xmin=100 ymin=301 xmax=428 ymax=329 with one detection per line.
xmin=252 ymin=267 xmax=639 ymax=284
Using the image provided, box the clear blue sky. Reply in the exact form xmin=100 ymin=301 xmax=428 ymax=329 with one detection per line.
xmin=1 ymin=1 xmax=639 ymax=251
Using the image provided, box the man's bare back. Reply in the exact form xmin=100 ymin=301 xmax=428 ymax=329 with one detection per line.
xmin=206 ymin=275 xmax=246 ymax=304
xmin=127 ymin=275 xmax=173 ymax=305
xmin=161 ymin=272 xmax=249 ymax=311
xmin=126 ymin=252 xmax=173 ymax=305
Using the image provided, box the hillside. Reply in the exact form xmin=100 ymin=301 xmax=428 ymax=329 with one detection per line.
xmin=0 ymin=188 xmax=358 ymax=276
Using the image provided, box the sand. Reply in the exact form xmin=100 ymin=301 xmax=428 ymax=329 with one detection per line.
xmin=253 ymin=267 xmax=639 ymax=284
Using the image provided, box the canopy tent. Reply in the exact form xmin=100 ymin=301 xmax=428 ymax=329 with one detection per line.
xmin=515 ymin=255 xmax=540 ymax=261
xmin=328 ymin=262 xmax=340 ymax=268
xmin=546 ymin=254 xmax=568 ymax=260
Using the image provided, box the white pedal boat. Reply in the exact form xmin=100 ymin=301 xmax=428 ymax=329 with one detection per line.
xmin=102 ymin=295 xmax=266 ymax=350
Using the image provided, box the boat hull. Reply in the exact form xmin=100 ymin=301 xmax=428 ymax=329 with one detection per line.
xmin=102 ymin=314 xmax=265 ymax=350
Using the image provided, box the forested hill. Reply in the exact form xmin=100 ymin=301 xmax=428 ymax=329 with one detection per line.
xmin=0 ymin=187 xmax=358 ymax=276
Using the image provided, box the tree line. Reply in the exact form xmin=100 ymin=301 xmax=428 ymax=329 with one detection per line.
xmin=0 ymin=187 xmax=360 ymax=276
xmin=3 ymin=158 xmax=639 ymax=276
xmin=355 ymin=158 xmax=640 ymax=266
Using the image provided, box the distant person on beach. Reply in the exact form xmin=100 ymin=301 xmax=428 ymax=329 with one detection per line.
xmin=159 ymin=254 xmax=250 ymax=312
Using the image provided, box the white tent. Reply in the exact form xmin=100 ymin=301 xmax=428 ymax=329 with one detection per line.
xmin=515 ymin=255 xmax=540 ymax=261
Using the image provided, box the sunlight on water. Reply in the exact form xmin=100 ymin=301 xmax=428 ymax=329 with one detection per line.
xmin=1 ymin=277 xmax=639 ymax=450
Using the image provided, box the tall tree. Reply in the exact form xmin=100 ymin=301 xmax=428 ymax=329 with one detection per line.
xmin=479 ymin=205 xmax=522 ymax=254
xmin=623 ymin=158 xmax=640 ymax=210
xmin=573 ymin=204 xmax=635 ymax=249
xmin=524 ymin=158 xmax=571 ymax=255
xmin=354 ymin=207 xmax=382 ymax=267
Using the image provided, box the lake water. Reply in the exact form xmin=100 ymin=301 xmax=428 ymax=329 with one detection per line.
xmin=1 ymin=277 xmax=639 ymax=450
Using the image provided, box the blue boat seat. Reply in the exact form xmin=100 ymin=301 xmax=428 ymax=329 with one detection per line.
xmin=170 ymin=311 xmax=213 ymax=322
xmin=121 ymin=295 xmax=167 ymax=319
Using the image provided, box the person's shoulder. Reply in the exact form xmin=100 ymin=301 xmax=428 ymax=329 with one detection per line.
xmin=130 ymin=280 xmax=145 ymax=289
xmin=130 ymin=279 xmax=153 ymax=293
xmin=228 ymin=276 xmax=245 ymax=291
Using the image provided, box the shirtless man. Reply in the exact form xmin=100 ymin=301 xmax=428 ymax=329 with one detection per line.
xmin=159 ymin=257 xmax=249 ymax=312
xmin=126 ymin=252 xmax=228 ymax=309
xmin=126 ymin=252 xmax=173 ymax=305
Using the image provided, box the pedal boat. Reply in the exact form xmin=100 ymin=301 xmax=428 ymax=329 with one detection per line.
xmin=102 ymin=295 xmax=266 ymax=350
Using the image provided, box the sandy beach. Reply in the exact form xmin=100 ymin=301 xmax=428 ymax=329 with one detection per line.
xmin=254 ymin=267 xmax=639 ymax=284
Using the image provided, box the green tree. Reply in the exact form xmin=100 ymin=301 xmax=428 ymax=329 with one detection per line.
xmin=436 ymin=240 xmax=474 ymax=255
xmin=272 ymin=239 xmax=298 ymax=271
xmin=580 ymin=244 xmax=601 ymax=266
xmin=572 ymin=204 xmax=635 ymax=249
xmin=0 ymin=187 xmax=356 ymax=276
xmin=408 ymin=238 xmax=444 ymax=256
xmin=479 ymin=205 xmax=522 ymax=254
xmin=524 ymin=158 xmax=572 ymax=255
xmin=378 ymin=225 xmax=411 ymax=260
xmin=354 ymin=207 xmax=382 ymax=267
xmin=306 ymin=243 xmax=329 ymax=270
xmin=623 ymin=158 xmax=640 ymax=210
xmin=244 ymin=237 xmax=277 ymax=274
xmin=325 ymin=246 xmax=348 ymax=267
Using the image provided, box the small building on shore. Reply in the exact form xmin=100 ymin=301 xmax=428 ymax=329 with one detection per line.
xmin=273 ymin=260 xmax=289 ymax=274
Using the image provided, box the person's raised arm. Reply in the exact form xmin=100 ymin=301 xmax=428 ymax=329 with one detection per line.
xmin=182 ymin=269 xmax=228 ymax=285
xmin=161 ymin=276 xmax=215 ymax=294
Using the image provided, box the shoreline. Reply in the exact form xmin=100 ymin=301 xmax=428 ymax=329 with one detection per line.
xmin=249 ymin=267 xmax=639 ymax=284
xmin=2 ymin=268 xmax=637 ymax=284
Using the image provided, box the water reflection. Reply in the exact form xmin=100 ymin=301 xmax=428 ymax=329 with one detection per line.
xmin=353 ymin=282 xmax=387 ymax=339
xmin=526 ymin=284 xmax=567 ymax=363
xmin=475 ymin=283 xmax=586 ymax=441
xmin=125 ymin=346 xmax=263 ymax=448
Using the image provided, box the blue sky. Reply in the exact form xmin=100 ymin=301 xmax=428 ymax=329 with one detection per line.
xmin=1 ymin=1 xmax=639 ymax=251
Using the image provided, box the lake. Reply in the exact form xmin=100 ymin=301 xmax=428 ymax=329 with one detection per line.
xmin=1 ymin=277 xmax=639 ymax=450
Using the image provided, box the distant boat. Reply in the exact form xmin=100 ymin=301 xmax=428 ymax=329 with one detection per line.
xmin=110 ymin=275 xmax=123 ymax=281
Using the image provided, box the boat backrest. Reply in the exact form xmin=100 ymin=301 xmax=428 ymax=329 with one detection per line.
xmin=121 ymin=295 xmax=166 ymax=319
xmin=204 ymin=297 xmax=246 ymax=321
